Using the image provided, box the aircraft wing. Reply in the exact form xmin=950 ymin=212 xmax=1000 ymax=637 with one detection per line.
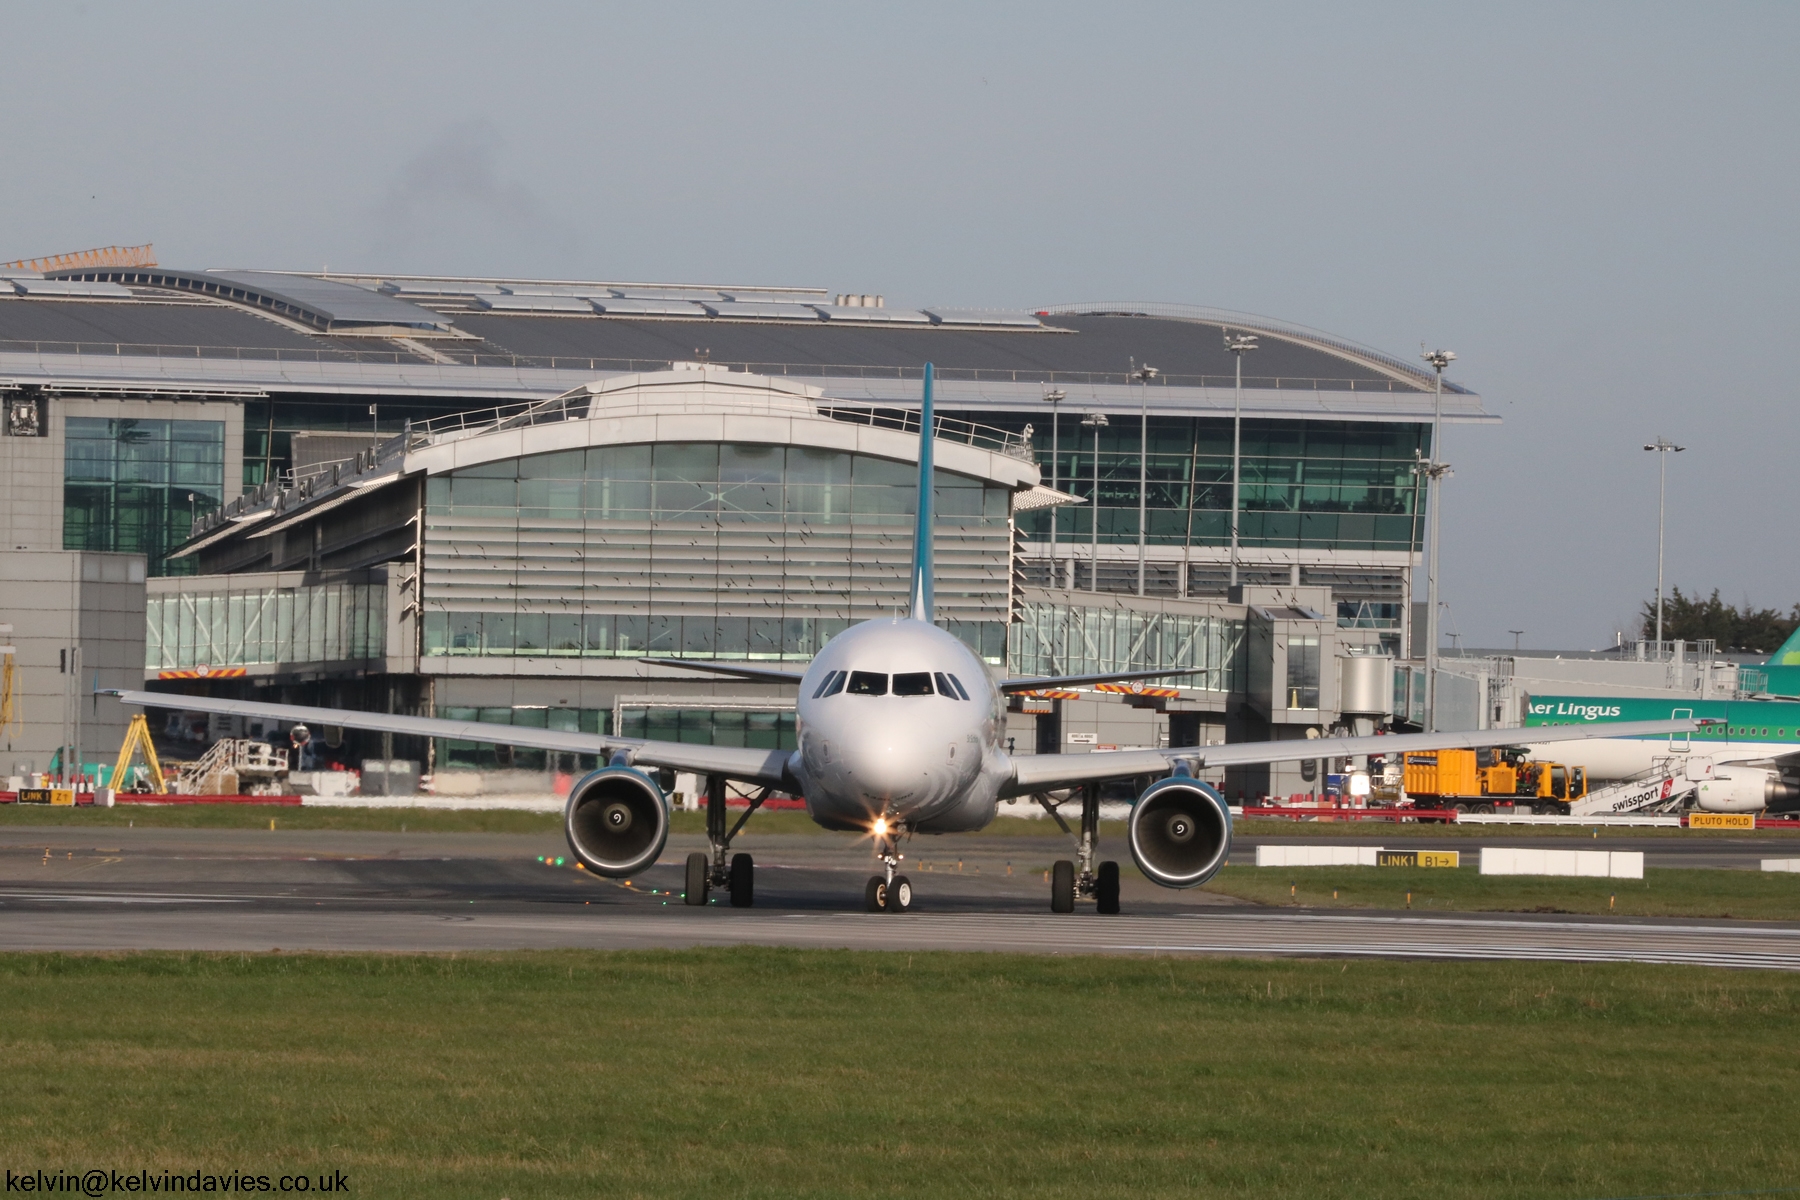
xmin=103 ymin=690 xmax=797 ymax=788
xmin=639 ymin=659 xmax=805 ymax=685
xmin=1004 ymin=718 xmax=1704 ymax=796
xmin=997 ymin=667 xmax=1206 ymax=694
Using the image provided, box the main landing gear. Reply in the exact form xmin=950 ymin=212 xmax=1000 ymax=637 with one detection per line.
xmin=1038 ymin=782 xmax=1122 ymax=915
xmin=683 ymin=775 xmax=769 ymax=908
xmin=864 ymin=819 xmax=913 ymax=912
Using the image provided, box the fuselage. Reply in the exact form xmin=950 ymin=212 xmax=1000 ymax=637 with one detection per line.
xmin=792 ymin=618 xmax=1012 ymax=832
xmin=1521 ymin=696 xmax=1800 ymax=778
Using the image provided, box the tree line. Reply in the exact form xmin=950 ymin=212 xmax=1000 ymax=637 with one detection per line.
xmin=1640 ymin=588 xmax=1800 ymax=654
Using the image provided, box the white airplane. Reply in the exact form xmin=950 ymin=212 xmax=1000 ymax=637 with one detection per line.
xmin=1519 ymin=696 xmax=1800 ymax=813
xmin=106 ymin=365 xmax=1699 ymax=912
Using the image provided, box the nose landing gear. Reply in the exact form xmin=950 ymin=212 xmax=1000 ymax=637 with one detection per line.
xmin=1038 ymin=782 xmax=1122 ymax=915
xmin=682 ymin=775 xmax=771 ymax=907
xmin=864 ymin=820 xmax=913 ymax=912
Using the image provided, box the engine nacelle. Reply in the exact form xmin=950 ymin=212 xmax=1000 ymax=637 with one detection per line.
xmin=1695 ymin=769 xmax=1800 ymax=814
xmin=1128 ymin=774 xmax=1232 ymax=889
xmin=564 ymin=765 xmax=670 ymax=877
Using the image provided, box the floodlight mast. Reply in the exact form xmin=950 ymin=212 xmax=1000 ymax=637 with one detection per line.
xmin=1644 ymin=436 xmax=1685 ymax=646
xmin=1421 ymin=348 xmax=1456 ymax=733
xmin=1224 ymin=332 xmax=1258 ymax=588
xmin=1082 ymin=410 xmax=1109 ymax=592
xmin=1131 ymin=361 xmax=1157 ymax=596
xmin=1043 ymin=388 xmax=1066 ymax=588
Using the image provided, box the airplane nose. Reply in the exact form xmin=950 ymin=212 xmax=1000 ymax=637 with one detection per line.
xmin=838 ymin=736 xmax=924 ymax=803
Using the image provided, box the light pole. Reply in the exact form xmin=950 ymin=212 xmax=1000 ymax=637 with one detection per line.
xmin=1509 ymin=629 xmax=1524 ymax=653
xmin=1082 ymin=411 xmax=1108 ymax=592
xmin=1043 ymin=389 xmax=1066 ymax=587
xmin=1131 ymin=361 xmax=1157 ymax=596
xmin=1224 ymin=332 xmax=1258 ymax=587
xmin=1420 ymin=348 xmax=1456 ymax=732
xmin=1644 ymin=436 xmax=1685 ymax=647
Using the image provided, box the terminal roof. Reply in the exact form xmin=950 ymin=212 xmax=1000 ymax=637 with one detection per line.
xmin=0 ymin=267 xmax=1486 ymax=420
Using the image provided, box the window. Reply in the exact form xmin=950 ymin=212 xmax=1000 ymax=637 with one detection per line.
xmin=1286 ymin=636 xmax=1321 ymax=709
xmin=892 ymin=672 xmax=934 ymax=696
xmin=812 ymin=670 xmax=846 ymax=699
xmin=846 ymin=671 xmax=888 ymax=696
xmin=942 ymin=673 xmax=971 ymax=700
xmin=934 ymin=672 xmax=959 ymax=699
xmin=64 ymin=417 xmax=225 ymax=576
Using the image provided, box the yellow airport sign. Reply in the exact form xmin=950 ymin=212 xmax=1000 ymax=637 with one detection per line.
xmin=18 ymin=788 xmax=75 ymax=806
xmin=1689 ymin=813 xmax=1755 ymax=830
xmin=1377 ymin=850 xmax=1460 ymax=868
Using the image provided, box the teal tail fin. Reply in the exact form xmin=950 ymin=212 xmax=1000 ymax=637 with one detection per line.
xmin=908 ymin=363 xmax=935 ymax=622
xmin=1770 ymin=623 xmax=1800 ymax=666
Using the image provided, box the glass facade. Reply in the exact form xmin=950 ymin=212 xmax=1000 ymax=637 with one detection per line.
xmin=991 ymin=415 xmax=1427 ymax=554
xmin=64 ymin=417 xmax=226 ymax=576
xmin=437 ymin=706 xmax=606 ymax=772
xmin=431 ymin=705 xmax=796 ymax=772
xmin=420 ymin=443 xmax=1015 ymax=664
xmin=618 ymin=707 xmax=798 ymax=750
xmin=146 ymin=582 xmax=386 ymax=671
xmin=1009 ymin=599 xmax=1245 ymax=693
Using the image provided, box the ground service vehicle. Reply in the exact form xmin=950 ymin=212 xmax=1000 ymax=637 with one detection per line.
xmin=1402 ymin=748 xmax=1587 ymax=814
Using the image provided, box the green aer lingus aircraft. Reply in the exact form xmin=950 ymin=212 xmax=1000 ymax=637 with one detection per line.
xmin=1522 ymin=627 xmax=1800 ymax=813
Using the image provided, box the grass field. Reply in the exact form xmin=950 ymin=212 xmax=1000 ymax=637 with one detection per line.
xmin=1202 ymin=863 xmax=1800 ymax=920
xmin=0 ymin=805 xmax=1111 ymax=839
xmin=1233 ymin=817 xmax=1800 ymax=840
xmin=0 ymin=803 xmax=563 ymax=834
xmin=9 ymin=801 xmax=1800 ymax=842
xmin=0 ymin=950 xmax=1794 ymax=1199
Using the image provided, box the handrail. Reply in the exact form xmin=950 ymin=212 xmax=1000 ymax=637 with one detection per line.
xmin=0 ymin=337 xmax=1436 ymax=393
xmin=816 ymin=405 xmax=1032 ymax=459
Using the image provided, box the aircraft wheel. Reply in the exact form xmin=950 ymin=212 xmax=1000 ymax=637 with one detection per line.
xmin=1051 ymin=860 xmax=1076 ymax=913
xmin=728 ymin=853 xmax=754 ymax=908
xmin=1096 ymin=861 xmax=1121 ymax=915
xmin=684 ymin=852 xmax=709 ymax=906
xmin=887 ymin=875 xmax=913 ymax=913
xmin=864 ymin=875 xmax=888 ymax=912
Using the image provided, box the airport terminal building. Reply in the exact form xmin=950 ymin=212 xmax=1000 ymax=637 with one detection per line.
xmin=0 ymin=265 xmax=1491 ymax=795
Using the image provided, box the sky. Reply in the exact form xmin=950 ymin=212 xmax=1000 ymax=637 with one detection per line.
xmin=6 ymin=2 xmax=1795 ymax=651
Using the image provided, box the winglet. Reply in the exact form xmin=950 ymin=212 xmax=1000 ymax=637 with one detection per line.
xmin=909 ymin=362 xmax=936 ymax=622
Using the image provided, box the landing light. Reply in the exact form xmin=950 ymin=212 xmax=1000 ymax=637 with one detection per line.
xmin=872 ymin=818 xmax=889 ymax=837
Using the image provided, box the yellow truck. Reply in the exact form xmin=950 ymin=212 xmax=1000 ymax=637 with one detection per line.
xmin=1401 ymin=747 xmax=1588 ymax=814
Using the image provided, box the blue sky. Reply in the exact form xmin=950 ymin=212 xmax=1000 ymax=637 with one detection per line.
xmin=8 ymin=2 xmax=1796 ymax=648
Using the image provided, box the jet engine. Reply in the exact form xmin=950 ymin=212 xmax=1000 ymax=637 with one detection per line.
xmin=1127 ymin=772 xmax=1232 ymax=888
xmin=1695 ymin=769 xmax=1800 ymax=815
xmin=564 ymin=765 xmax=670 ymax=877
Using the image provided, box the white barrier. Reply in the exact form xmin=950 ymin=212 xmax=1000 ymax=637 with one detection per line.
xmin=301 ymin=794 xmax=564 ymax=812
xmin=1255 ymin=845 xmax=1382 ymax=867
xmin=1456 ymin=813 xmax=1682 ymax=828
xmin=1761 ymin=859 xmax=1800 ymax=873
xmin=1480 ymin=848 xmax=1643 ymax=879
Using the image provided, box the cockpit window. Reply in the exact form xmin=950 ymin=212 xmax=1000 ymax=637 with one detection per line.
xmin=892 ymin=672 xmax=934 ymax=697
xmin=943 ymin=673 xmax=971 ymax=701
xmin=933 ymin=672 xmax=961 ymax=699
xmin=846 ymin=671 xmax=888 ymax=696
xmin=812 ymin=670 xmax=847 ymax=699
